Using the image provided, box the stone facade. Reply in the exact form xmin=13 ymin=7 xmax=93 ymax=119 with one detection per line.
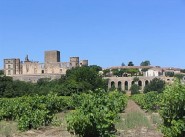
xmin=4 ymin=58 xmax=21 ymax=75
xmin=4 ymin=50 xmax=88 ymax=82
xmin=106 ymin=76 xmax=174 ymax=94
xmin=44 ymin=50 xmax=60 ymax=63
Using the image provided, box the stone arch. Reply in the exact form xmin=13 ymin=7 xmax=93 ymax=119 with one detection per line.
xmin=125 ymin=81 xmax=128 ymax=90
xmin=145 ymin=80 xmax=149 ymax=86
xmin=118 ymin=81 xmax=122 ymax=91
xmin=111 ymin=81 xmax=115 ymax=88
xmin=138 ymin=80 xmax=142 ymax=89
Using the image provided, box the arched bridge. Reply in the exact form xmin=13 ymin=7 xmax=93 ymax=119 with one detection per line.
xmin=105 ymin=76 xmax=174 ymax=92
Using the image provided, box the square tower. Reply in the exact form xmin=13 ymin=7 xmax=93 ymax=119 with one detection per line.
xmin=4 ymin=58 xmax=21 ymax=75
xmin=45 ymin=50 xmax=60 ymax=63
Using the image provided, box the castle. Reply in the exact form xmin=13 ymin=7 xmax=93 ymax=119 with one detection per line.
xmin=3 ymin=50 xmax=88 ymax=82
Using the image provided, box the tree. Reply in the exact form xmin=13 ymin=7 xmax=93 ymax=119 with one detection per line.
xmin=140 ymin=60 xmax=151 ymax=66
xmin=121 ymin=62 xmax=125 ymax=66
xmin=65 ymin=66 xmax=107 ymax=93
xmin=144 ymin=78 xmax=165 ymax=93
xmin=130 ymin=84 xmax=140 ymax=95
xmin=165 ymin=72 xmax=174 ymax=77
xmin=180 ymin=69 xmax=185 ymax=73
xmin=128 ymin=61 xmax=134 ymax=66
xmin=174 ymin=74 xmax=185 ymax=80
xmin=103 ymin=69 xmax=110 ymax=77
xmin=126 ymin=68 xmax=139 ymax=76
xmin=160 ymin=80 xmax=185 ymax=137
xmin=0 ymin=70 xmax=4 ymax=75
xmin=89 ymin=65 xmax=102 ymax=72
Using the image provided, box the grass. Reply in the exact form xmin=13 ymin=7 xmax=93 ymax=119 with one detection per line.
xmin=151 ymin=113 xmax=162 ymax=126
xmin=116 ymin=111 xmax=152 ymax=130
xmin=0 ymin=121 xmax=18 ymax=137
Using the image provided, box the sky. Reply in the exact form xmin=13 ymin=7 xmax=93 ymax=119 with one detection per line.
xmin=0 ymin=0 xmax=185 ymax=69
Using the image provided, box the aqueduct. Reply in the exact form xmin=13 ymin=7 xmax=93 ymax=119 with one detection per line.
xmin=105 ymin=76 xmax=174 ymax=93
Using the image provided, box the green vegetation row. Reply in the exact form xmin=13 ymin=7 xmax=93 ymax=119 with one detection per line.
xmin=0 ymin=94 xmax=72 ymax=131
xmin=0 ymin=90 xmax=128 ymax=137
xmin=67 ymin=89 xmax=128 ymax=137
xmin=0 ymin=66 xmax=107 ymax=98
xmin=132 ymin=80 xmax=185 ymax=137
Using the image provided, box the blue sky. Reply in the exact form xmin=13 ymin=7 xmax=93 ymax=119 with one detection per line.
xmin=0 ymin=0 xmax=185 ymax=69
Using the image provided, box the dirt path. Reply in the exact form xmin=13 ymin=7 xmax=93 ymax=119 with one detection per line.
xmin=117 ymin=99 xmax=163 ymax=137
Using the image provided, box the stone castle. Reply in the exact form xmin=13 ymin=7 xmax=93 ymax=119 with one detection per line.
xmin=4 ymin=50 xmax=88 ymax=82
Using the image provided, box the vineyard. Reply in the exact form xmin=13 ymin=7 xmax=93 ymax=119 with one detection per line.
xmin=0 ymin=89 xmax=128 ymax=137
xmin=0 ymin=66 xmax=185 ymax=137
xmin=132 ymin=80 xmax=185 ymax=137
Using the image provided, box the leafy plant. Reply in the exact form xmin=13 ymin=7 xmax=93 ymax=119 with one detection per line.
xmin=66 ymin=89 xmax=128 ymax=137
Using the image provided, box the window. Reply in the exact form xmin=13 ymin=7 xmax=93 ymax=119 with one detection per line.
xmin=8 ymin=70 xmax=11 ymax=75
xmin=8 ymin=65 xmax=11 ymax=69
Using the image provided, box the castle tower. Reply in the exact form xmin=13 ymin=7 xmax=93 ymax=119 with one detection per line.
xmin=80 ymin=60 xmax=88 ymax=67
xmin=4 ymin=58 xmax=20 ymax=75
xmin=70 ymin=57 xmax=79 ymax=68
xmin=45 ymin=50 xmax=60 ymax=63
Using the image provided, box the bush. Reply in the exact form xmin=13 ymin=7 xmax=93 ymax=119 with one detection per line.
xmin=130 ymin=84 xmax=140 ymax=95
xmin=0 ymin=94 xmax=72 ymax=131
xmin=144 ymin=78 xmax=165 ymax=93
xmin=160 ymin=80 xmax=185 ymax=137
xmin=66 ymin=89 xmax=128 ymax=137
xmin=131 ymin=91 xmax=162 ymax=111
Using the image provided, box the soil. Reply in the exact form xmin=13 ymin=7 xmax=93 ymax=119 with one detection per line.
xmin=117 ymin=100 xmax=163 ymax=137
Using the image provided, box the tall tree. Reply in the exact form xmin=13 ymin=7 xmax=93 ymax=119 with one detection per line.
xmin=121 ymin=62 xmax=125 ymax=66
xmin=144 ymin=78 xmax=165 ymax=93
xmin=128 ymin=61 xmax=134 ymax=66
xmin=140 ymin=60 xmax=151 ymax=66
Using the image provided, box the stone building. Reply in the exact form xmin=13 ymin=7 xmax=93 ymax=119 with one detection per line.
xmin=4 ymin=58 xmax=21 ymax=75
xmin=3 ymin=50 xmax=88 ymax=82
xmin=45 ymin=50 xmax=60 ymax=63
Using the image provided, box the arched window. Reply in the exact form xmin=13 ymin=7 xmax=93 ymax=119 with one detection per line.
xmin=125 ymin=81 xmax=128 ymax=90
xmin=111 ymin=81 xmax=115 ymax=88
xmin=118 ymin=81 xmax=122 ymax=91
xmin=138 ymin=80 xmax=142 ymax=89
xmin=145 ymin=80 xmax=149 ymax=86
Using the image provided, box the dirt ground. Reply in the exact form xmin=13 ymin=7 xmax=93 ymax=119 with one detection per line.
xmin=117 ymin=100 xmax=163 ymax=137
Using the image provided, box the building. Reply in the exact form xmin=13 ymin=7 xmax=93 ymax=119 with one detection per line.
xmin=3 ymin=50 xmax=88 ymax=82
xmin=4 ymin=58 xmax=21 ymax=75
xmin=144 ymin=67 xmax=163 ymax=77
xmin=44 ymin=50 xmax=60 ymax=63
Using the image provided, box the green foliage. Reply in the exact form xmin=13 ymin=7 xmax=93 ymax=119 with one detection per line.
xmin=0 ymin=70 xmax=4 ymax=75
xmin=159 ymin=80 xmax=185 ymax=137
xmin=65 ymin=66 xmax=107 ymax=93
xmin=111 ymin=69 xmax=127 ymax=77
xmin=126 ymin=68 xmax=139 ymax=76
xmin=180 ymin=69 xmax=185 ymax=73
xmin=66 ymin=89 xmax=128 ymax=137
xmin=103 ymin=69 xmax=111 ymax=77
xmin=131 ymin=91 xmax=162 ymax=111
xmin=89 ymin=65 xmax=102 ymax=72
xmin=0 ymin=66 xmax=108 ymax=98
xmin=144 ymin=78 xmax=165 ymax=93
xmin=165 ymin=71 xmax=174 ymax=77
xmin=174 ymin=74 xmax=185 ymax=80
xmin=0 ymin=94 xmax=72 ymax=131
xmin=121 ymin=62 xmax=125 ymax=66
xmin=128 ymin=61 xmax=134 ymax=66
xmin=130 ymin=84 xmax=140 ymax=95
xmin=133 ymin=77 xmax=139 ymax=82
xmin=140 ymin=60 xmax=151 ymax=66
